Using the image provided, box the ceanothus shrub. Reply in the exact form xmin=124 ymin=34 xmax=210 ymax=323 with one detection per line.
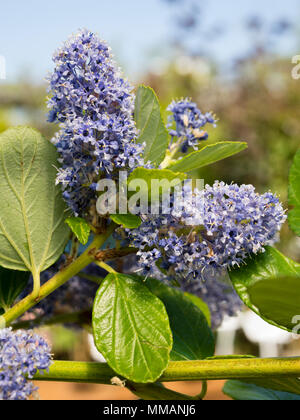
xmin=0 ymin=29 xmax=299 ymax=401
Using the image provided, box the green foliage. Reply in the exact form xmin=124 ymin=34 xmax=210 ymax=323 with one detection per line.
xmin=135 ymin=86 xmax=169 ymax=166
xmin=241 ymin=378 xmax=300 ymax=397
xmin=223 ymin=380 xmax=300 ymax=401
xmin=1 ymin=56 xmax=300 ymax=400
xmin=92 ymin=273 xmax=173 ymax=383
xmin=229 ymin=247 xmax=300 ymax=332
xmin=128 ymin=167 xmax=187 ymax=200
xmin=0 ymin=266 xmax=29 ymax=311
xmin=168 ymin=141 xmax=248 ymax=173
xmin=110 ymin=214 xmax=141 ymax=229
xmin=127 ymin=382 xmax=195 ymax=400
xmin=145 ymin=277 xmax=215 ymax=361
xmin=0 ymin=127 xmax=70 ymax=275
xmin=288 ymin=149 xmax=300 ymax=236
xmin=183 ymin=292 xmax=211 ymax=327
xmin=65 ymin=217 xmax=91 ymax=245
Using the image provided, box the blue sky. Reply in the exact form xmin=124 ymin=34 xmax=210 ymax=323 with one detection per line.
xmin=0 ymin=0 xmax=299 ymax=82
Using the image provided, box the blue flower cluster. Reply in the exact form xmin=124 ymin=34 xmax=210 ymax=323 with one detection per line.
xmin=0 ymin=328 xmax=51 ymax=400
xmin=130 ymin=181 xmax=286 ymax=275
xmin=167 ymin=99 xmax=216 ymax=153
xmin=47 ymin=29 xmax=145 ymax=216
xmin=128 ymin=181 xmax=286 ymax=326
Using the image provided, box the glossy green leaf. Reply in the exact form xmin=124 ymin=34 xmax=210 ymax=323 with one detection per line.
xmin=145 ymin=277 xmax=215 ymax=361
xmin=168 ymin=141 xmax=248 ymax=173
xmin=110 ymin=214 xmax=141 ymax=229
xmin=0 ymin=127 xmax=70 ymax=275
xmin=223 ymin=380 xmax=300 ymax=401
xmin=134 ymin=86 xmax=169 ymax=166
xmin=0 ymin=266 xmax=30 ymax=311
xmin=288 ymin=149 xmax=300 ymax=236
xmin=183 ymin=292 xmax=211 ymax=327
xmin=229 ymin=247 xmax=300 ymax=332
xmin=127 ymin=382 xmax=195 ymax=401
xmin=65 ymin=217 xmax=91 ymax=245
xmin=92 ymin=273 xmax=172 ymax=383
xmin=244 ymin=377 xmax=300 ymax=397
xmin=128 ymin=167 xmax=187 ymax=201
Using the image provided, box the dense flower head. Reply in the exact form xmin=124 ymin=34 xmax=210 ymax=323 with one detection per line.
xmin=0 ymin=328 xmax=51 ymax=400
xmin=167 ymin=99 xmax=216 ymax=153
xmin=129 ymin=181 xmax=286 ymax=275
xmin=128 ymin=181 xmax=286 ymax=326
xmin=47 ymin=29 xmax=145 ymax=216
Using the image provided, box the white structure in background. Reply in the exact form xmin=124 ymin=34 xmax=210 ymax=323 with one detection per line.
xmin=215 ymin=315 xmax=241 ymax=355
xmin=87 ymin=334 xmax=106 ymax=363
xmin=0 ymin=55 xmax=6 ymax=80
xmin=241 ymin=311 xmax=292 ymax=358
xmin=216 ymin=311 xmax=294 ymax=357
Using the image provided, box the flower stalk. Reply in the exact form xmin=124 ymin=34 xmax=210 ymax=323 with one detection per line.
xmin=1 ymin=225 xmax=116 ymax=328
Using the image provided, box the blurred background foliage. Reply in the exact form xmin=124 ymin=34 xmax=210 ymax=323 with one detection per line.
xmin=1 ymin=1 xmax=300 ymax=387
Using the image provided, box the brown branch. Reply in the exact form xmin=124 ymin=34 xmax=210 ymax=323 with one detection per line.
xmin=89 ymin=247 xmax=138 ymax=262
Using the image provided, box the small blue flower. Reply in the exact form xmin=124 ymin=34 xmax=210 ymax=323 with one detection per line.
xmin=167 ymin=98 xmax=216 ymax=152
xmin=0 ymin=328 xmax=52 ymax=400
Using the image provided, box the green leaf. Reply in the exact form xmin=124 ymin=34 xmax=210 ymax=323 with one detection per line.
xmin=168 ymin=141 xmax=248 ymax=173
xmin=110 ymin=214 xmax=141 ymax=229
xmin=0 ymin=127 xmax=70 ymax=275
xmin=223 ymin=380 xmax=300 ymax=401
xmin=288 ymin=149 xmax=300 ymax=236
xmin=135 ymin=86 xmax=169 ymax=166
xmin=128 ymin=167 xmax=187 ymax=201
xmin=183 ymin=292 xmax=211 ymax=327
xmin=243 ymin=378 xmax=300 ymax=397
xmin=229 ymin=247 xmax=300 ymax=332
xmin=127 ymin=382 xmax=195 ymax=401
xmin=289 ymin=211 xmax=300 ymax=237
xmin=92 ymin=273 xmax=172 ymax=383
xmin=0 ymin=266 xmax=30 ymax=311
xmin=144 ymin=277 xmax=215 ymax=361
xmin=65 ymin=217 xmax=91 ymax=245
